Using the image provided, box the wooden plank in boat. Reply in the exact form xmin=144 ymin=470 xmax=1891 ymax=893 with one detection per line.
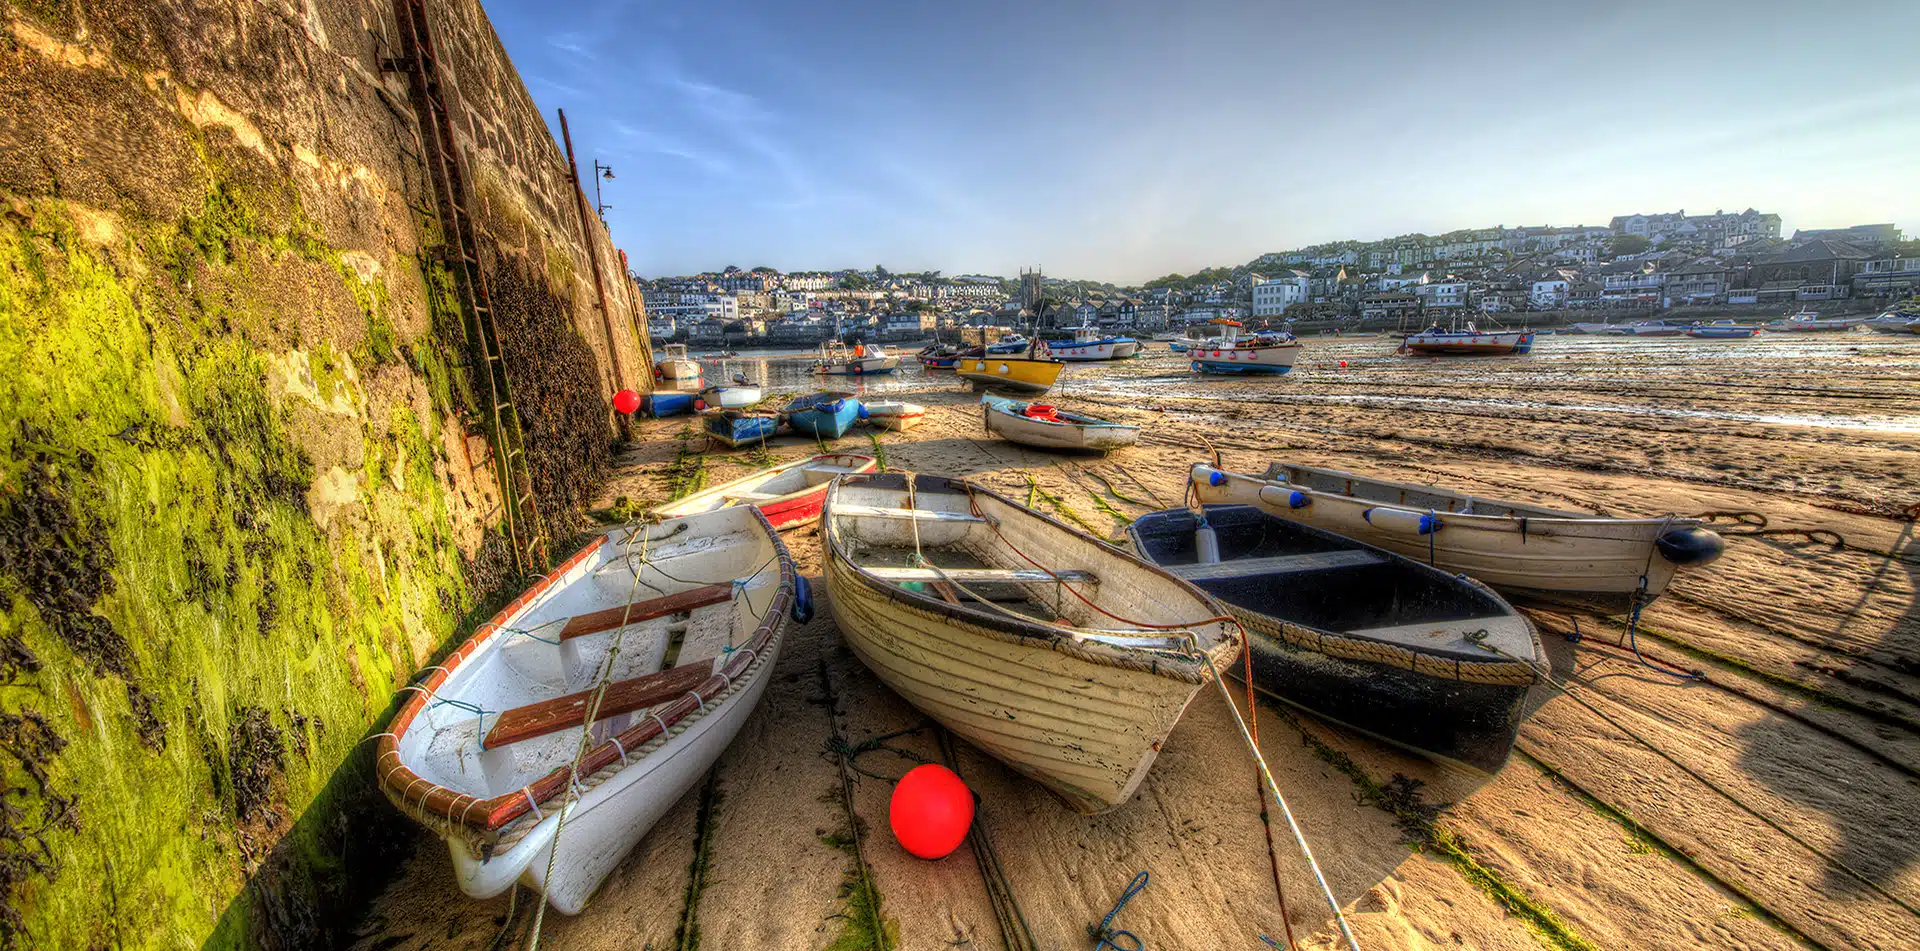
xmin=1163 ymin=550 xmax=1386 ymax=581
xmin=863 ymin=566 xmax=1097 ymax=584
xmin=557 ymin=583 xmax=734 ymax=641
xmin=832 ymin=504 xmax=984 ymax=523
xmin=724 ymin=491 xmax=783 ymax=501
xmin=483 ymin=659 xmax=715 ymax=748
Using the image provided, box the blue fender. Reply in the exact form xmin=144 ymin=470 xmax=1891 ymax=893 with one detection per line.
xmin=790 ymin=575 xmax=815 ymax=623
xmin=1656 ymin=527 xmax=1726 ymax=566
xmin=1288 ymin=490 xmax=1311 ymax=509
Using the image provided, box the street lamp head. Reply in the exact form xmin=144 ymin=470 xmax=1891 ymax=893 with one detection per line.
xmin=601 ymin=167 xmax=616 ymax=180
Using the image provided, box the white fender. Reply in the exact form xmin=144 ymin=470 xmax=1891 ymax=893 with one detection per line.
xmin=1362 ymin=507 xmax=1444 ymax=535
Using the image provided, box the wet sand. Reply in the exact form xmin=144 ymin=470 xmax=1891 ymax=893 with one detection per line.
xmin=351 ymin=333 xmax=1920 ymax=951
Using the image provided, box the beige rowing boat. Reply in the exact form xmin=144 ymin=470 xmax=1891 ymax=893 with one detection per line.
xmin=821 ymin=472 xmax=1240 ymax=813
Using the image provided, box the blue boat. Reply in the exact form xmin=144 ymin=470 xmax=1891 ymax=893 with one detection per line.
xmin=783 ymin=392 xmax=861 ymax=439
xmin=986 ymin=334 xmax=1029 ymax=354
xmin=642 ymin=390 xmax=699 ymax=417
xmin=705 ymin=411 xmax=781 ymax=447
xmin=1685 ymin=320 xmax=1758 ymax=339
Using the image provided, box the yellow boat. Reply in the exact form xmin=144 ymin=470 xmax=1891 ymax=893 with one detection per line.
xmin=954 ymin=355 xmax=1064 ymax=395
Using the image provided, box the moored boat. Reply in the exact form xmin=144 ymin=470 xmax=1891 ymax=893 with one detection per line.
xmin=955 ymin=354 xmax=1065 ymax=395
xmin=1623 ymin=319 xmax=1685 ymax=337
xmin=1863 ymin=312 xmax=1920 ymax=334
xmin=821 ymin=472 xmax=1241 ymax=813
xmin=783 ymin=392 xmax=862 ymax=439
xmin=1043 ymin=324 xmax=1138 ymax=362
xmin=1567 ymin=321 xmax=1630 ymax=335
xmin=1685 ymin=320 xmax=1758 ymax=339
xmin=376 ymin=508 xmax=803 ymax=913
xmin=1189 ymin=463 xmax=1725 ymax=617
xmin=654 ymin=452 xmax=876 ymax=528
xmin=1187 ymin=320 xmax=1304 ymax=374
xmin=1402 ymin=321 xmax=1535 ymax=355
xmin=864 ymin=401 xmax=927 ymax=432
xmin=1128 ymin=504 xmax=1541 ymax=773
xmin=813 ymin=341 xmax=900 ymax=375
xmin=701 ymin=383 xmax=763 ymax=409
xmin=703 ymin=410 xmax=781 ymax=448
xmin=986 ymin=334 xmax=1030 ymax=354
xmin=1765 ymin=310 xmax=1865 ymax=332
xmin=981 ymin=394 xmax=1139 ymax=452
xmin=654 ymin=343 xmax=702 ymax=384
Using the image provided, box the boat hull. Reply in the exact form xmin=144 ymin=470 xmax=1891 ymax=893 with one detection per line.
xmin=642 ymin=391 xmax=698 ymax=417
xmin=864 ymin=402 xmax=926 ymax=432
xmin=785 ymin=395 xmax=861 ymax=439
xmin=982 ymin=395 xmax=1139 ymax=452
xmin=1404 ymin=331 xmax=1534 ymax=355
xmin=703 ymin=385 xmax=762 ymax=409
xmin=1188 ymin=342 xmax=1302 ymax=374
xmin=1192 ymin=464 xmax=1712 ymax=617
xmin=704 ymin=412 xmax=779 ymax=447
xmin=1045 ymin=341 xmax=1121 ymax=361
xmin=1686 ymin=328 xmax=1756 ymax=339
xmin=956 ymin=357 xmax=1064 ymax=395
xmin=655 ymin=452 xmax=877 ymax=529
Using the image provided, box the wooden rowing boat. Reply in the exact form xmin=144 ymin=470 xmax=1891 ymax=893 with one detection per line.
xmin=1190 ymin=463 xmax=1725 ymax=617
xmin=981 ymin=394 xmax=1138 ymax=452
xmin=376 ymin=508 xmax=806 ymax=913
xmin=863 ymin=401 xmax=926 ymax=432
xmin=654 ymin=453 xmax=876 ymax=529
xmin=821 ymin=472 xmax=1240 ymax=813
xmin=704 ymin=410 xmax=780 ymax=448
xmin=1129 ymin=505 xmax=1540 ymax=773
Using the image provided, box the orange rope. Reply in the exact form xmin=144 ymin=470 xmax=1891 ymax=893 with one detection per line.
xmin=1247 ymin=647 xmax=1297 ymax=949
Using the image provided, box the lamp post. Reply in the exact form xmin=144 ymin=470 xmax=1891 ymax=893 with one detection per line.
xmin=592 ymin=161 xmax=615 ymax=219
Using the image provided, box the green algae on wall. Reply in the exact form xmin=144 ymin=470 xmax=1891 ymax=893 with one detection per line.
xmin=0 ymin=191 xmax=471 ymax=948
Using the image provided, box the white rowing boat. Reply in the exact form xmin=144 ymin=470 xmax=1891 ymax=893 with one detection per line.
xmin=376 ymin=508 xmax=806 ymax=913
xmin=864 ymin=401 xmax=927 ymax=432
xmin=981 ymin=394 xmax=1139 ymax=452
xmin=653 ymin=453 xmax=876 ymax=530
xmin=1189 ymin=462 xmax=1725 ymax=617
xmin=822 ymin=472 xmax=1240 ymax=813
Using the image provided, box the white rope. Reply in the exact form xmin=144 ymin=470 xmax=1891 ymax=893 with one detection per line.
xmin=521 ymin=787 xmax=543 ymax=821
xmin=686 ymin=691 xmax=705 ymax=713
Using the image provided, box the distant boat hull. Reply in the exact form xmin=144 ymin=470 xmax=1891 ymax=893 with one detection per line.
xmin=704 ymin=411 xmax=780 ymax=448
xmin=1044 ymin=340 xmax=1124 ymax=361
xmin=1188 ymin=341 xmax=1303 ymax=374
xmin=1404 ymin=330 xmax=1534 ymax=355
xmin=654 ymin=452 xmax=876 ymax=528
xmin=956 ymin=356 xmax=1064 ymax=395
xmin=815 ymin=356 xmax=900 ymax=375
xmin=864 ymin=401 xmax=926 ymax=432
xmin=641 ymin=391 xmax=698 ymax=417
xmin=702 ymin=385 xmax=762 ymax=409
xmin=1686 ymin=326 xmax=1757 ymax=339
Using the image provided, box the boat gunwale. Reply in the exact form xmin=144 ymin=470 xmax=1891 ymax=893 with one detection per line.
xmin=821 ymin=472 xmax=1238 ymax=683
xmin=1231 ymin=463 xmax=1701 ymax=531
xmin=980 ymin=394 xmax=1138 ymax=433
xmin=376 ymin=508 xmax=796 ymax=838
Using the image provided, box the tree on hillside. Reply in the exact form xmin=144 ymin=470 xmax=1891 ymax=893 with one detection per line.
xmin=839 ymin=273 xmax=872 ymax=291
xmin=751 ymin=265 xmax=777 ymax=274
xmin=1608 ymin=234 xmax=1652 ymax=257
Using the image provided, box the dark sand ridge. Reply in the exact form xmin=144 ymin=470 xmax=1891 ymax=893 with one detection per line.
xmin=351 ymin=332 xmax=1920 ymax=951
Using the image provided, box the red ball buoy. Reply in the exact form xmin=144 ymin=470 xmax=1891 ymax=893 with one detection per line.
xmin=1339 ymin=360 xmax=1348 ymax=368
xmin=889 ymin=764 xmax=974 ymax=859
xmin=612 ymin=389 xmax=641 ymax=415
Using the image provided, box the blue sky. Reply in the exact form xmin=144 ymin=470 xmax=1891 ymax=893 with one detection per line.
xmin=489 ymin=0 xmax=1920 ymax=284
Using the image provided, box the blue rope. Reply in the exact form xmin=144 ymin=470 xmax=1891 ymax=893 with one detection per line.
xmin=1089 ymin=870 xmax=1149 ymax=951
xmin=1621 ymin=578 xmax=1702 ymax=681
xmin=429 ymin=698 xmax=493 ymax=716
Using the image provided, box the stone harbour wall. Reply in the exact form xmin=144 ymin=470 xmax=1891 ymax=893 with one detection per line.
xmin=0 ymin=0 xmax=649 ymax=946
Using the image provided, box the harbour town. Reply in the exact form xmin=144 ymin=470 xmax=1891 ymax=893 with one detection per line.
xmin=1 ymin=2 xmax=1916 ymax=951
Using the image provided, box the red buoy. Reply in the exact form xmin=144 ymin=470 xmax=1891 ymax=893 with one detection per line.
xmin=612 ymin=389 xmax=641 ymax=415
xmin=1339 ymin=360 xmax=1349 ymax=368
xmin=889 ymin=764 xmax=974 ymax=859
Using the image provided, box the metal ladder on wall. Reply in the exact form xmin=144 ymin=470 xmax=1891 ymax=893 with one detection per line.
xmin=382 ymin=0 xmax=546 ymax=574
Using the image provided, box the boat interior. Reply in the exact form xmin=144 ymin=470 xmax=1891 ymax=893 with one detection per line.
xmin=984 ymin=395 xmax=1122 ymax=428
xmin=1130 ymin=506 xmax=1532 ymax=662
xmin=679 ymin=455 xmax=871 ymax=511
xmin=400 ymin=509 xmax=784 ymax=801
xmin=827 ymin=473 xmax=1230 ymax=653
xmin=1263 ymin=462 xmax=1575 ymax=520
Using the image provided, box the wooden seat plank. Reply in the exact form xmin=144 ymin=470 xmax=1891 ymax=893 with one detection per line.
xmin=484 ymin=659 xmax=715 ymax=748
xmin=833 ymin=504 xmax=984 ymax=523
xmin=1163 ymin=549 xmax=1386 ymax=581
xmin=557 ymin=583 xmax=734 ymax=641
xmin=863 ymin=566 xmax=1097 ymax=584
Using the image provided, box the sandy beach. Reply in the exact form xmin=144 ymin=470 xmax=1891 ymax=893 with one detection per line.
xmin=351 ymin=332 xmax=1920 ymax=951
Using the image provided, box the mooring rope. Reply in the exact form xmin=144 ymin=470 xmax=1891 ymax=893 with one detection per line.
xmin=936 ymin=727 xmax=1040 ymax=951
xmin=1088 ymin=870 xmax=1149 ymax=951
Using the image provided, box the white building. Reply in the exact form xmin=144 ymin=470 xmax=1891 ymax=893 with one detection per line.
xmin=1251 ymin=274 xmax=1310 ymax=316
xmin=1415 ymin=280 xmax=1469 ymax=308
xmin=1530 ymin=277 xmax=1571 ymax=308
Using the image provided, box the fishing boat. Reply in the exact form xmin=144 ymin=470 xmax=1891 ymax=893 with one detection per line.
xmin=812 ymin=341 xmax=900 ymax=375
xmin=1188 ymin=463 xmax=1725 ymax=617
xmin=1864 ymin=312 xmax=1920 ymax=334
xmin=1150 ymin=331 xmax=1183 ymax=343
xmin=955 ymin=354 xmax=1065 ymax=395
xmin=783 ymin=392 xmax=862 ymax=439
xmin=820 ymin=472 xmax=1241 ymax=813
xmin=864 ymin=401 xmax=926 ymax=432
xmin=1043 ymin=324 xmax=1139 ymax=362
xmin=697 ymin=349 xmax=740 ymax=359
xmin=1128 ymin=505 xmax=1540 ymax=773
xmin=1566 ymin=320 xmax=1630 ymax=335
xmin=376 ymin=507 xmax=805 ymax=913
xmin=704 ymin=410 xmax=781 ymax=448
xmin=1764 ymin=309 xmax=1865 ymax=333
xmin=700 ymin=383 xmax=763 ymax=409
xmin=1186 ymin=319 xmax=1304 ymax=374
xmin=654 ymin=343 xmax=702 ymax=384
xmin=986 ymin=334 xmax=1030 ymax=354
xmin=981 ymin=394 xmax=1139 ymax=452
xmin=654 ymin=453 xmax=876 ymax=528
xmin=1622 ymin=319 xmax=1685 ymax=337
xmin=1402 ymin=320 xmax=1534 ymax=355
xmin=1685 ymin=320 xmax=1758 ymax=339
xmin=640 ymin=390 xmax=698 ymax=417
